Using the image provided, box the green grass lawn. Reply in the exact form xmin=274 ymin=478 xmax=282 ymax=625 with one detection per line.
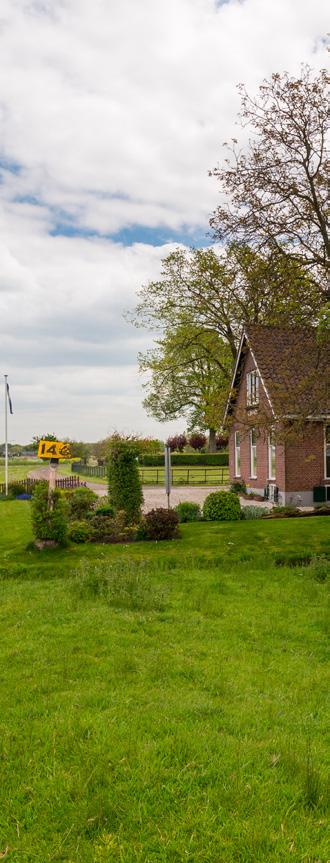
xmin=0 ymin=501 xmax=328 ymax=862
xmin=0 ymin=460 xmax=73 ymax=484
xmin=0 ymin=459 xmax=41 ymax=483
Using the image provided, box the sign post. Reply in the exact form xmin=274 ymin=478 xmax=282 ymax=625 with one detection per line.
xmin=37 ymin=440 xmax=71 ymax=509
xmin=164 ymin=445 xmax=171 ymax=510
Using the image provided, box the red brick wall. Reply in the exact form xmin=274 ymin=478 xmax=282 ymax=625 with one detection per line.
xmin=285 ymin=423 xmax=326 ymax=491
xmin=228 ymin=347 xmax=327 ymax=494
xmin=228 ymin=348 xmax=283 ymax=490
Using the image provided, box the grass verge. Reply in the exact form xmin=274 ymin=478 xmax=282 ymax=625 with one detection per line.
xmin=0 ymin=501 xmax=328 ymax=862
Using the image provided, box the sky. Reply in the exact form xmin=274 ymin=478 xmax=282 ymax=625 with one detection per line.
xmin=0 ymin=0 xmax=328 ymax=444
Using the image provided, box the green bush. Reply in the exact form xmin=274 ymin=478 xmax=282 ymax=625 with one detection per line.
xmin=175 ymin=501 xmax=202 ymax=523
xmin=7 ymin=481 xmax=27 ymax=497
xmin=108 ymin=440 xmax=143 ymax=524
xmin=241 ymin=505 xmax=269 ymax=520
xmin=67 ymin=487 xmax=98 ymax=519
xmin=90 ymin=510 xmax=137 ymax=544
xmin=203 ymin=491 xmax=241 ymax=522
xmin=271 ymin=505 xmax=299 ymax=517
xmin=68 ymin=520 xmax=92 ymax=543
xmin=230 ymin=479 xmax=247 ymax=494
xmin=139 ymin=452 xmax=229 ymax=467
xmin=140 ymin=508 xmax=180 ymax=541
xmin=94 ymin=503 xmax=115 ymax=517
xmin=31 ymin=482 xmax=68 ymax=545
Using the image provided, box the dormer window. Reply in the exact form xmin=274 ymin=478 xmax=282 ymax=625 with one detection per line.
xmin=247 ymin=370 xmax=259 ymax=406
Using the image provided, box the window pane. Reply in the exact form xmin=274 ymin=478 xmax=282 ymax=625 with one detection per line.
xmin=235 ymin=432 xmax=241 ymax=476
xmin=326 ymin=426 xmax=330 ymax=478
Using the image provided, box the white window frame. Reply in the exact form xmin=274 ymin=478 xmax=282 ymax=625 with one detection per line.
xmin=250 ymin=429 xmax=257 ymax=479
xmin=247 ymin=370 xmax=259 ymax=406
xmin=325 ymin=425 xmax=330 ymax=480
xmin=234 ymin=431 xmax=241 ymax=477
xmin=268 ymin=430 xmax=276 ymax=480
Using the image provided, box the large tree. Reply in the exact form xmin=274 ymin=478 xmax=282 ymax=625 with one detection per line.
xmin=132 ymin=243 xmax=323 ymax=440
xmin=210 ymin=66 xmax=329 ymax=292
xmin=140 ymin=325 xmax=232 ymax=450
xmin=133 ymin=243 xmax=322 ymax=356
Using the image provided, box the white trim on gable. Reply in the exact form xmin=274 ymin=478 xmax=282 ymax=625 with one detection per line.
xmin=247 ymin=342 xmax=275 ymax=416
xmin=223 ymin=331 xmax=245 ymax=423
xmin=223 ymin=330 xmax=274 ymax=423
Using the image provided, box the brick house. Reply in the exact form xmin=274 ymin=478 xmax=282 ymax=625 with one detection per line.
xmin=224 ymin=325 xmax=330 ymax=506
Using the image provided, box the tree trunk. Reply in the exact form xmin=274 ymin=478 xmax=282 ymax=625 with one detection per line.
xmin=208 ymin=428 xmax=217 ymax=452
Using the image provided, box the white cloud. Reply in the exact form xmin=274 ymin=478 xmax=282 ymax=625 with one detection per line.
xmin=0 ymin=0 xmax=328 ymax=441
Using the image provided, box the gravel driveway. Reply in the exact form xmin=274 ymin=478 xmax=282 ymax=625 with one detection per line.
xmin=28 ymin=470 xmax=273 ymax=512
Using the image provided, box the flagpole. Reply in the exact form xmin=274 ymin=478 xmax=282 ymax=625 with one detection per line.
xmin=4 ymin=374 xmax=8 ymax=496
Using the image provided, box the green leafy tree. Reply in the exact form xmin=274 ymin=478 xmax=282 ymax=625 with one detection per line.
xmin=140 ymin=325 xmax=232 ymax=451
xmin=132 ymin=244 xmax=322 ymax=363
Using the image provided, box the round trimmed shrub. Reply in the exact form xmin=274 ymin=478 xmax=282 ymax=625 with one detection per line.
xmin=203 ymin=491 xmax=241 ymax=521
xmin=94 ymin=503 xmax=115 ymax=518
xmin=68 ymin=487 xmax=98 ymax=519
xmin=68 ymin=520 xmax=92 ymax=543
xmin=175 ymin=501 xmax=201 ymax=523
xmin=230 ymin=479 xmax=247 ymax=495
xmin=141 ymin=508 xmax=180 ymax=541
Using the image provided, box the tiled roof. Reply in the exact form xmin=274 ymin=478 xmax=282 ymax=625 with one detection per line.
xmin=244 ymin=324 xmax=329 ymax=417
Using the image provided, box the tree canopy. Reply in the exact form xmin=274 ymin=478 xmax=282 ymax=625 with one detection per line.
xmin=210 ymin=66 xmax=329 ymax=292
xmin=140 ymin=325 xmax=232 ymax=448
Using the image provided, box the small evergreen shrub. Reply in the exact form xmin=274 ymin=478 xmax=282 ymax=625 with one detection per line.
xmin=7 ymin=481 xmax=27 ymax=497
xmin=108 ymin=440 xmax=143 ymax=524
xmin=141 ymin=507 xmax=180 ymax=541
xmin=68 ymin=520 xmax=92 ymax=543
xmin=90 ymin=510 xmax=137 ymax=544
xmin=94 ymin=503 xmax=115 ymax=518
xmin=31 ymin=482 xmax=68 ymax=545
xmin=203 ymin=491 xmax=241 ymax=521
xmin=68 ymin=487 xmax=98 ymax=519
xmin=175 ymin=501 xmax=202 ymax=523
xmin=230 ymin=479 xmax=247 ymax=494
xmin=241 ymin=505 xmax=269 ymax=519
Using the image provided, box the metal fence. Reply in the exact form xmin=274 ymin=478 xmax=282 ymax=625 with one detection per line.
xmin=140 ymin=468 xmax=229 ymax=486
xmin=72 ymin=464 xmax=106 ymax=477
xmin=71 ymin=463 xmax=228 ymax=486
xmin=0 ymin=476 xmax=82 ymax=495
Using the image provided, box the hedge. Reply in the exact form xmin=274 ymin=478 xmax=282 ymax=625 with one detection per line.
xmin=139 ymin=452 xmax=229 ymax=467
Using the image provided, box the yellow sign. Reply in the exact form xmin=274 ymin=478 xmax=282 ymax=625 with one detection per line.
xmin=38 ymin=440 xmax=71 ymax=459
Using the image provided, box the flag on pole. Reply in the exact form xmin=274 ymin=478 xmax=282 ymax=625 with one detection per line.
xmin=6 ymin=382 xmax=13 ymax=415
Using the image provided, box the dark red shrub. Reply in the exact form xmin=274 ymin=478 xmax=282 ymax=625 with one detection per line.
xmin=216 ymin=433 xmax=229 ymax=450
xmin=189 ymin=431 xmax=207 ymax=451
xmin=166 ymin=433 xmax=187 ymax=452
xmin=142 ymin=507 xmax=180 ymax=541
